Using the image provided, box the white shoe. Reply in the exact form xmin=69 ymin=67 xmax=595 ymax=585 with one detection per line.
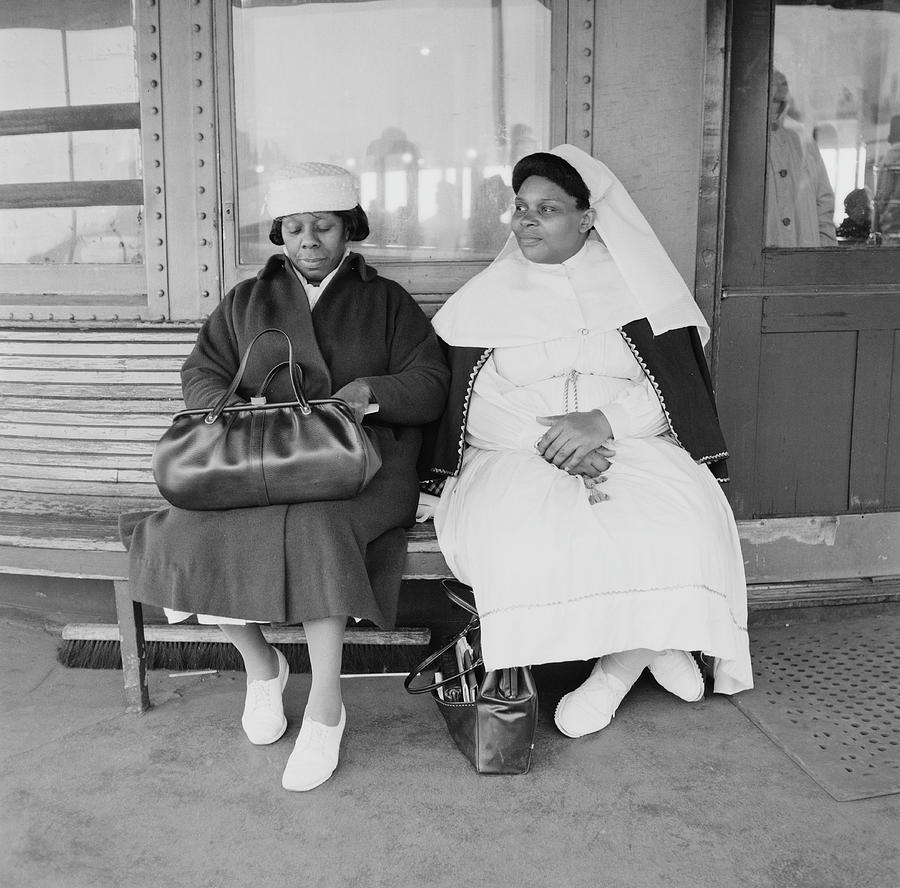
xmin=241 ymin=647 xmax=289 ymax=745
xmin=554 ymin=663 xmax=630 ymax=738
xmin=281 ymin=705 xmax=346 ymax=792
xmin=648 ymin=650 xmax=704 ymax=702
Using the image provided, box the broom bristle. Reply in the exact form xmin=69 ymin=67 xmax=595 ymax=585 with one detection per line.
xmin=57 ymin=639 xmax=429 ymax=674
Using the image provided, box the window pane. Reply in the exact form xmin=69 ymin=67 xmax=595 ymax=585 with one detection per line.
xmin=0 ymin=0 xmax=141 ymax=265
xmin=768 ymin=1 xmax=900 ymax=248
xmin=232 ymin=0 xmax=551 ymax=265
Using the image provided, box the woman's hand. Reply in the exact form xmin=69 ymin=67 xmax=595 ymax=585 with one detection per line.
xmin=332 ymin=379 xmax=373 ymax=423
xmin=565 ymin=445 xmax=614 ymax=478
xmin=536 ymin=409 xmax=613 ymax=470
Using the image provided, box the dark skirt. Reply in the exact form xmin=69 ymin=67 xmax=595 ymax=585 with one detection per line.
xmin=120 ymin=426 xmax=418 ymax=628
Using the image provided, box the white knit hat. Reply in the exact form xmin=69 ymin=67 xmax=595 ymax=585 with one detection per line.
xmin=264 ymin=162 xmax=359 ymax=218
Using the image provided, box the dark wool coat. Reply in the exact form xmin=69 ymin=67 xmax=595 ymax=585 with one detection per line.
xmin=122 ymin=253 xmax=450 ymax=626
xmin=424 ymin=318 xmax=729 ymax=482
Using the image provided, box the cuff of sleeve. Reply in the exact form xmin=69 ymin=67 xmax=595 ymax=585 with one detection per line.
xmin=601 ymin=403 xmax=631 ymax=440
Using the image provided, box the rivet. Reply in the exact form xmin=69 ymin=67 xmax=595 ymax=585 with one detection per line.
xmin=583 ymin=47 xmax=592 ymax=57
xmin=195 ymin=79 xmax=203 ymax=87
xmin=153 ymin=160 xmax=160 ymax=168
xmin=583 ymin=75 xmax=591 ymax=84
xmin=157 ymin=290 xmax=166 ymax=298
xmin=583 ymin=102 xmax=591 ymax=111
xmin=69 ymin=314 xmax=75 ymax=320
xmin=151 ymin=107 xmax=159 ymax=114
xmin=196 ymin=106 xmax=204 ymax=114
xmin=156 ymin=238 xmax=164 ymax=246
xmin=113 ymin=315 xmax=120 ymax=321
xmin=155 ymin=212 xmax=163 ymax=220
xmin=154 ymin=186 xmax=162 ymax=194
xmin=194 ymin=52 xmax=202 ymax=61
xmin=200 ymin=238 xmax=209 ymax=245
xmin=584 ymin=19 xmax=592 ymax=28
xmin=149 ymin=24 xmax=157 ymax=33
xmin=198 ymin=186 xmax=206 ymax=194
xmin=48 ymin=313 xmax=54 ymax=320
xmin=152 ymin=133 xmax=160 ymax=141
xmin=150 ymin=52 xmax=158 ymax=61
xmin=200 ymin=212 xmax=207 ymax=219
xmin=147 ymin=0 xmax=156 ymax=6
xmin=200 ymin=264 xmax=208 ymax=272
xmin=582 ymin=129 xmax=591 ymax=138
xmin=193 ymin=24 xmax=201 ymax=32
xmin=28 ymin=313 xmax=34 ymax=320
xmin=197 ymin=132 xmax=204 ymax=141
xmin=201 ymin=290 xmax=210 ymax=298
xmin=157 ymin=264 xmax=165 ymax=271
xmin=198 ymin=159 xmax=205 ymax=167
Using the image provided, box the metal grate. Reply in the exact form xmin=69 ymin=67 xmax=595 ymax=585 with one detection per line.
xmin=731 ymin=608 xmax=900 ymax=801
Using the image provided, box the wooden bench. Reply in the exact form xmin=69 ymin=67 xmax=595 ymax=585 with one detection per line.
xmin=0 ymin=325 xmax=451 ymax=713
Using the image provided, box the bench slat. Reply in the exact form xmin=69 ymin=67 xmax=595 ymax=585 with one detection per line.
xmin=0 ymin=490 xmax=164 ymax=516
xmin=3 ymin=341 xmax=193 ymax=357
xmin=1 ymin=369 xmax=181 ymax=385
xmin=0 ymin=329 xmax=198 ymax=342
xmin=5 ymin=383 xmax=183 ymax=399
xmin=4 ymin=423 xmax=163 ymax=441
xmin=0 ymin=463 xmax=153 ymax=483
xmin=1 ymin=355 xmax=185 ymax=372
xmin=6 ymin=410 xmax=171 ymax=428
xmin=1 ymin=477 xmax=160 ymax=496
xmin=0 ymin=438 xmax=154 ymax=455
xmin=5 ymin=397 xmax=182 ymax=414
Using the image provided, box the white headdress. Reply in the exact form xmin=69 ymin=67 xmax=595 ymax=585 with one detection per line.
xmin=432 ymin=144 xmax=709 ymax=347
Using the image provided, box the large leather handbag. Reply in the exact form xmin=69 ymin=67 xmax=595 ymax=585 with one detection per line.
xmin=152 ymin=328 xmax=382 ymax=510
xmin=405 ymin=581 xmax=538 ymax=775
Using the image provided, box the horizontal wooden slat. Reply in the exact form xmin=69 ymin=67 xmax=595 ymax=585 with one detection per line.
xmin=4 ymin=423 xmax=161 ymax=441
xmin=0 ymin=477 xmax=159 ymax=497
xmin=4 ymin=397 xmax=182 ymax=414
xmin=0 ymin=450 xmax=151 ymax=470
xmin=0 ymin=463 xmax=153 ymax=484
xmin=5 ymin=410 xmax=171 ymax=428
xmin=0 ymin=179 xmax=143 ymax=210
xmin=0 ymin=438 xmax=154 ymax=456
xmin=0 ymin=490 xmax=164 ymax=518
xmin=0 ymin=370 xmax=179 ymax=385
xmin=2 ymin=341 xmax=193 ymax=357
xmin=762 ymin=292 xmax=900 ymax=333
xmin=1 ymin=355 xmax=184 ymax=371
xmin=0 ymin=103 xmax=141 ymax=136
xmin=3 ymin=383 xmax=182 ymax=399
xmin=61 ymin=624 xmax=431 ymax=646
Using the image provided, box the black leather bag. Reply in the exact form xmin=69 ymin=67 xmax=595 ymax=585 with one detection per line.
xmin=405 ymin=582 xmax=538 ymax=775
xmin=152 ymin=328 xmax=382 ymax=510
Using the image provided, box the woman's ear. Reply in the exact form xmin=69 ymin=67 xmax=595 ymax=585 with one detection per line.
xmin=578 ymin=207 xmax=596 ymax=234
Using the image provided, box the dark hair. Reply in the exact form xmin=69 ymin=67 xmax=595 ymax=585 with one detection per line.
xmin=511 ymin=152 xmax=591 ymax=210
xmin=268 ymin=204 xmax=370 ymax=245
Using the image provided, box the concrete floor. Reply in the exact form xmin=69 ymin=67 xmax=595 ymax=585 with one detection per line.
xmin=1 ymin=613 xmax=899 ymax=888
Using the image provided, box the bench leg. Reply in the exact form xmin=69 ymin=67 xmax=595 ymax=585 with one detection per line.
xmin=114 ymin=579 xmax=151 ymax=713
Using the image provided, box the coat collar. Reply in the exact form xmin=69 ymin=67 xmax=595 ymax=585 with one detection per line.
xmin=257 ymin=251 xmax=377 ymax=285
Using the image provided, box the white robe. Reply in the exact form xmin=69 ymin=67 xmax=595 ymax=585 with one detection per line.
xmin=434 ymin=329 xmax=753 ymax=694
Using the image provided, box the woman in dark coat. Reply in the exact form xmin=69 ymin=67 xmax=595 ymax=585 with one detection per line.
xmin=124 ymin=163 xmax=449 ymax=791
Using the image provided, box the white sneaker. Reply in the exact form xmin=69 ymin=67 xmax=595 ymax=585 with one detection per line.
xmin=554 ymin=663 xmax=630 ymax=738
xmin=281 ymin=705 xmax=346 ymax=792
xmin=648 ymin=650 xmax=704 ymax=702
xmin=241 ymin=647 xmax=289 ymax=745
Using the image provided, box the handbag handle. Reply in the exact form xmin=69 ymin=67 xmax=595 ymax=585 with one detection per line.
xmin=403 ymin=614 xmax=482 ymax=694
xmin=256 ymin=361 xmax=305 ymax=399
xmin=205 ymin=328 xmax=310 ymax=424
xmin=404 ymin=580 xmax=482 ymax=694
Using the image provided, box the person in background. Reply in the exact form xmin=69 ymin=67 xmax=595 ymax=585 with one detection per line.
xmin=836 ymin=187 xmax=873 ymax=243
xmin=766 ymin=69 xmax=836 ymax=247
xmin=121 ymin=163 xmax=448 ymax=791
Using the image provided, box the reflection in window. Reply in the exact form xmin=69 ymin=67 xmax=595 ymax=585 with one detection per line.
xmin=768 ymin=1 xmax=900 ymax=247
xmin=0 ymin=1 xmax=142 ymax=264
xmin=231 ymin=0 xmax=551 ymax=265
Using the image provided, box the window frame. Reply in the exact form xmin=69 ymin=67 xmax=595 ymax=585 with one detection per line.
xmin=212 ymin=0 xmax=572 ymax=304
xmin=722 ymin=0 xmax=900 ymax=290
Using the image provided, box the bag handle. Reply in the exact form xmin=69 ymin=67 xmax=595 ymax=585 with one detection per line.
xmin=403 ymin=614 xmax=481 ymax=694
xmin=256 ymin=361 xmax=305 ymax=399
xmin=206 ymin=328 xmax=310 ymax=424
xmin=403 ymin=580 xmax=482 ymax=694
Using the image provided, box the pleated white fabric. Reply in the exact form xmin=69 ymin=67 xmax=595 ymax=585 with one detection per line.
xmin=434 ymin=330 xmax=752 ymax=694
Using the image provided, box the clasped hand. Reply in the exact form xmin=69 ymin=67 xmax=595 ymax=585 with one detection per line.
xmin=536 ymin=410 xmax=614 ymax=503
